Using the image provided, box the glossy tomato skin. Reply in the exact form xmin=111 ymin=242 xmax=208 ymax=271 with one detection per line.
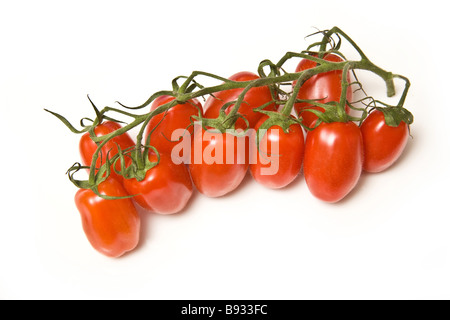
xmin=123 ymin=152 xmax=193 ymax=214
xmin=204 ymin=71 xmax=277 ymax=129
xmin=250 ymin=116 xmax=305 ymax=189
xmin=75 ymin=178 xmax=140 ymax=258
xmin=79 ymin=121 xmax=135 ymax=181
xmin=360 ymin=110 xmax=409 ymax=173
xmin=294 ymin=54 xmax=352 ymax=127
xmin=145 ymin=95 xmax=202 ymax=163
xmin=189 ymin=126 xmax=248 ymax=197
xmin=304 ymin=121 xmax=363 ymax=203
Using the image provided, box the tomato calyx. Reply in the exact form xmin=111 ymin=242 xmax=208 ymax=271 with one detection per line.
xmin=114 ymin=145 xmax=160 ymax=182
xmin=45 ymin=95 xmax=129 ymax=136
xmin=66 ymin=158 xmax=134 ymax=200
xmin=297 ymin=99 xmax=358 ymax=130
xmin=253 ymin=111 xmax=300 ymax=149
xmin=66 ymin=143 xmax=160 ymax=199
xmin=192 ymin=104 xmax=250 ymax=134
xmin=373 ymin=106 xmax=414 ymax=128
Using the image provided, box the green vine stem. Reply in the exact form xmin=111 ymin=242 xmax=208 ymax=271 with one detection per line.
xmin=46 ymin=26 xmax=413 ymax=197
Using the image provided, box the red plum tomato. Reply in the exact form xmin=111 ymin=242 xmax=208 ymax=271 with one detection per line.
xmin=294 ymin=54 xmax=352 ymax=128
xmin=360 ymin=110 xmax=409 ymax=173
xmin=203 ymin=71 xmax=277 ymax=129
xmin=74 ymin=177 xmax=140 ymax=258
xmin=250 ymin=116 xmax=305 ymax=189
xmin=79 ymin=121 xmax=135 ymax=181
xmin=189 ymin=125 xmax=248 ymax=197
xmin=123 ymin=152 xmax=193 ymax=214
xmin=145 ymin=95 xmax=202 ymax=163
xmin=304 ymin=121 xmax=363 ymax=203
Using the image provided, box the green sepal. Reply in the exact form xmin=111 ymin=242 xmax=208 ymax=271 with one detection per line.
xmin=191 ymin=100 xmax=251 ymax=134
xmin=44 ymin=109 xmax=89 ymax=134
xmin=376 ymin=106 xmax=414 ymax=127
xmin=45 ymin=95 xmax=106 ymax=135
xmin=116 ymin=90 xmax=174 ymax=110
xmin=86 ymin=95 xmax=103 ymax=125
xmin=66 ymin=156 xmax=135 ymax=201
xmin=66 ymin=162 xmax=93 ymax=189
xmin=299 ymin=100 xmax=349 ymax=125
xmin=115 ymin=145 xmax=160 ymax=182
xmin=253 ymin=112 xmax=299 ymax=157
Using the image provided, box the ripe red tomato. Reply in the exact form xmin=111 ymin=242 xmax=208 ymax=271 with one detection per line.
xmin=360 ymin=110 xmax=409 ymax=173
xmin=203 ymin=71 xmax=277 ymax=129
xmin=189 ymin=125 xmax=248 ymax=197
xmin=304 ymin=121 xmax=363 ymax=203
xmin=250 ymin=116 xmax=305 ymax=189
xmin=294 ymin=54 xmax=352 ymax=127
xmin=79 ymin=121 xmax=135 ymax=181
xmin=74 ymin=177 xmax=140 ymax=258
xmin=145 ymin=95 xmax=202 ymax=163
xmin=123 ymin=152 xmax=193 ymax=214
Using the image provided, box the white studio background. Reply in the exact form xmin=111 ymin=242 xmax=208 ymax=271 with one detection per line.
xmin=1 ymin=0 xmax=449 ymax=299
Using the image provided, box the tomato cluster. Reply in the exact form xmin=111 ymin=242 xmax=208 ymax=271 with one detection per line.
xmin=75 ymin=100 xmax=198 ymax=257
xmin=49 ymin=27 xmax=413 ymax=258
